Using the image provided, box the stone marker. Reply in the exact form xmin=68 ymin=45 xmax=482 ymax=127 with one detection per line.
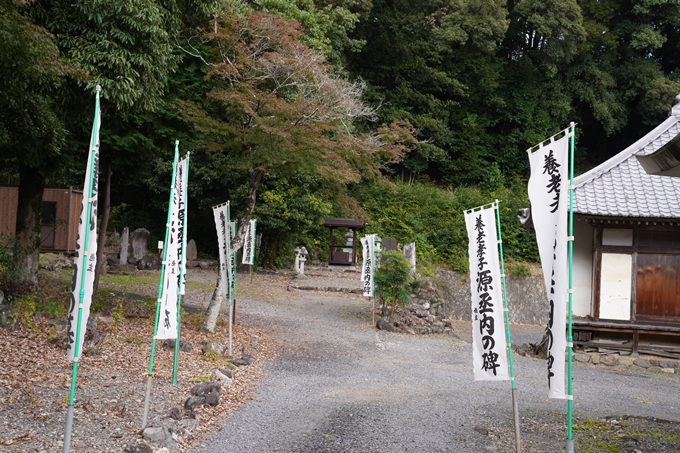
xmin=186 ymin=239 xmax=198 ymax=261
xmin=382 ymin=237 xmax=397 ymax=252
xmin=120 ymin=227 xmax=129 ymax=265
xmin=130 ymin=228 xmax=150 ymax=263
xmin=403 ymin=242 xmax=416 ymax=271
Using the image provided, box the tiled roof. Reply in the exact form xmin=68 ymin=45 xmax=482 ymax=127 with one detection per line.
xmin=573 ymin=103 xmax=680 ymax=218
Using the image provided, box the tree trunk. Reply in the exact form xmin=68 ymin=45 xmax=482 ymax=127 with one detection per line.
xmin=201 ymin=273 xmax=224 ymax=333
xmin=201 ymin=168 xmax=266 ymax=333
xmin=14 ymin=163 xmax=45 ymax=290
xmin=93 ymin=162 xmax=112 ymax=293
xmin=389 ymin=297 xmax=398 ymax=323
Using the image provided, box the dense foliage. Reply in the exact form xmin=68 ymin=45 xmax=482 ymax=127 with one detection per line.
xmin=4 ymin=0 xmax=680 ymax=280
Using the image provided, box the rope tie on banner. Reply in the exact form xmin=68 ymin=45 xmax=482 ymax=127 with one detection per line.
xmin=567 ymin=342 xmax=573 ymax=348
xmin=565 ymin=395 xmax=574 ymax=401
xmin=567 ymin=236 xmax=574 ymax=242
xmin=500 ymin=273 xmax=506 ymax=278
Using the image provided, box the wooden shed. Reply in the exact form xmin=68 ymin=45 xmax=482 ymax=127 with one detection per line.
xmin=0 ymin=186 xmax=82 ymax=252
xmin=569 ymin=99 xmax=680 ymax=356
xmin=323 ymin=218 xmax=365 ymax=265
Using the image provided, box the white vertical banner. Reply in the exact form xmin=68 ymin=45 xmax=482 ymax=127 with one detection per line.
xmin=178 ymin=155 xmax=189 ymax=296
xmin=360 ymin=235 xmax=374 ymax=297
xmin=242 ymin=219 xmax=257 ymax=265
xmin=213 ymin=203 xmax=229 ymax=302
xmin=67 ymin=97 xmax=101 ymax=362
xmin=465 ymin=204 xmax=509 ymax=381
xmin=229 ymin=221 xmax=237 ymax=299
xmin=156 ymin=157 xmax=188 ymax=339
xmin=528 ymin=130 xmax=570 ymax=399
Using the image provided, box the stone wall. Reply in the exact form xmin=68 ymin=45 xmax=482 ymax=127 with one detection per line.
xmin=434 ymin=269 xmax=548 ymax=325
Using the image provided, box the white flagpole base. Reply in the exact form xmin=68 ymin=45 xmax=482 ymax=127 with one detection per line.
xmin=63 ymin=405 xmax=74 ymax=453
xmin=141 ymin=375 xmax=153 ymax=429
xmin=512 ymin=387 xmax=522 ymax=453
xmin=228 ymin=302 xmax=233 ymax=357
xmin=566 ymin=439 xmax=574 ymax=453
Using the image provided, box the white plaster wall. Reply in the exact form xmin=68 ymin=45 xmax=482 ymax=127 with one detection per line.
xmin=599 ymin=253 xmax=632 ymax=320
xmin=573 ymin=220 xmax=594 ymax=317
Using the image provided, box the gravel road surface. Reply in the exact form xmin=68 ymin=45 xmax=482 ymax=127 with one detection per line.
xmin=193 ymin=273 xmax=680 ymax=453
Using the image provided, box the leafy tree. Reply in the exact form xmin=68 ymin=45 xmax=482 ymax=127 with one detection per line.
xmin=374 ymin=250 xmax=412 ymax=323
xmin=0 ymin=0 xmax=71 ymax=287
xmin=179 ymin=10 xmax=415 ymax=331
xmin=6 ymin=0 xmax=212 ymax=288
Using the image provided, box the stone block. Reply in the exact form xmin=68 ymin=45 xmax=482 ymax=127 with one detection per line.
xmin=600 ymin=354 xmax=618 ymax=366
xmin=633 ymin=358 xmax=651 ymax=368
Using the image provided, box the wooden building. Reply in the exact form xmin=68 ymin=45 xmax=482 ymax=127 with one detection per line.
xmin=0 ymin=186 xmax=82 ymax=253
xmin=323 ymin=218 xmax=365 ymax=265
xmin=570 ymin=100 xmax=680 ymax=355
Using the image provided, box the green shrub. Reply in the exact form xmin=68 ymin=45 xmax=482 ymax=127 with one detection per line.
xmin=351 ymin=179 xmax=538 ymax=272
xmin=374 ymin=251 xmax=413 ymax=322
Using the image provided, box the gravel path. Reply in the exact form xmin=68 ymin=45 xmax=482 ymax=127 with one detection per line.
xmin=192 ymin=274 xmax=680 ymax=453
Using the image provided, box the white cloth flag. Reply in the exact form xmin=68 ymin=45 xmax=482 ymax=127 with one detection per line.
xmin=178 ymin=156 xmax=189 ymax=296
xmin=361 ymin=235 xmax=374 ymax=297
xmin=242 ymin=219 xmax=257 ymax=265
xmin=157 ymin=157 xmax=188 ymax=339
xmin=213 ymin=203 xmax=230 ymax=303
xmin=229 ymin=221 xmax=236 ymax=299
xmin=67 ymin=98 xmax=101 ymax=362
xmin=465 ymin=205 xmax=509 ymax=381
xmin=528 ymin=131 xmax=570 ymax=399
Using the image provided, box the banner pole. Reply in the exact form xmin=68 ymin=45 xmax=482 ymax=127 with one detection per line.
xmin=494 ymin=200 xmax=522 ymax=453
xmin=371 ymin=235 xmax=376 ymax=323
xmin=566 ymin=123 xmax=576 ymax=453
xmin=63 ymin=86 xmax=101 ymax=453
xmin=250 ymin=220 xmax=256 ymax=283
xmin=227 ymin=202 xmax=233 ymax=357
xmin=232 ymin=221 xmax=238 ymax=326
xmin=142 ymin=143 xmax=179 ymax=428
xmin=172 ymin=147 xmax=189 ymax=385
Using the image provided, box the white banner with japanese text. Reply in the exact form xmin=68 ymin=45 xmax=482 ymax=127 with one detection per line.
xmin=242 ymin=219 xmax=257 ymax=265
xmin=465 ymin=205 xmax=509 ymax=381
xmin=213 ymin=203 xmax=229 ymax=304
xmin=157 ymin=157 xmax=188 ymax=339
xmin=527 ymin=131 xmax=570 ymax=399
xmin=360 ymin=235 xmax=375 ymax=297
xmin=67 ymin=97 xmax=101 ymax=362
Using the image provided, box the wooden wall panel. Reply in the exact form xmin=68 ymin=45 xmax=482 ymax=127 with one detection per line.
xmin=44 ymin=188 xmax=71 ymax=251
xmin=0 ymin=186 xmax=81 ymax=252
xmin=0 ymin=186 xmax=19 ymax=238
xmin=636 ymin=253 xmax=680 ymax=321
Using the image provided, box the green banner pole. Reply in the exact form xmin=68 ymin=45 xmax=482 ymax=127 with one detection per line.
xmin=227 ymin=202 xmax=233 ymax=356
xmin=63 ymin=85 xmax=101 ymax=453
xmin=494 ymin=200 xmax=522 ymax=453
xmin=566 ymin=123 xmax=576 ymax=453
xmin=250 ymin=220 xmax=256 ymax=283
xmin=141 ymin=143 xmax=179 ymax=429
xmin=172 ymin=148 xmax=189 ymax=384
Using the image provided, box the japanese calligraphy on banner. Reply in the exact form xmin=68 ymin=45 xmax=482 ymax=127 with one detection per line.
xmin=527 ymin=130 xmax=570 ymax=399
xmin=360 ymin=235 xmax=375 ymax=297
xmin=464 ymin=205 xmax=509 ymax=381
xmin=242 ymin=219 xmax=257 ymax=265
xmin=67 ymin=96 xmax=101 ymax=362
xmin=157 ymin=156 xmax=188 ymax=339
xmin=229 ymin=221 xmax=237 ymax=299
xmin=213 ymin=203 xmax=230 ymax=304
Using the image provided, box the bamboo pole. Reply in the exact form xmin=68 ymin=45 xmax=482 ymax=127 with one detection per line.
xmin=63 ymin=86 xmax=101 ymax=453
xmin=142 ymin=143 xmax=179 ymax=429
xmin=494 ymin=200 xmax=522 ymax=453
